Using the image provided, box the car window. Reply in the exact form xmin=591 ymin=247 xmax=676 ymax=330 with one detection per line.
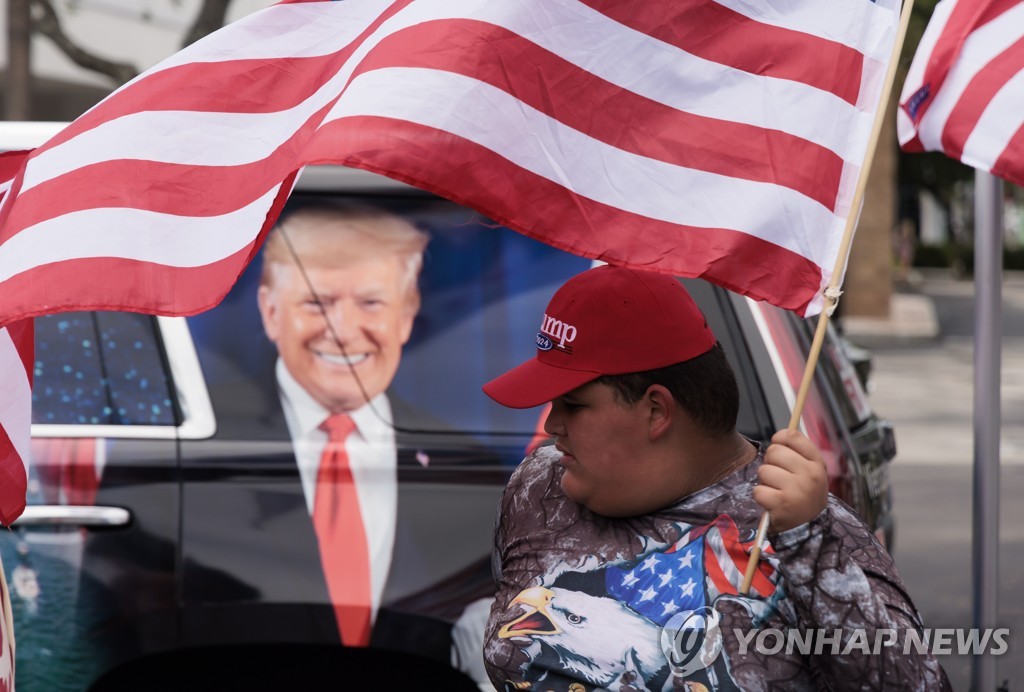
xmin=32 ymin=312 xmax=178 ymax=426
xmin=186 ymin=195 xmax=591 ymax=456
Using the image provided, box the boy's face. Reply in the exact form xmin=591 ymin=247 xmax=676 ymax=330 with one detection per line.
xmin=543 ymin=381 xmax=681 ymax=517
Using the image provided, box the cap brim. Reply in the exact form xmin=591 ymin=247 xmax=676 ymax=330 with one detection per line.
xmin=483 ymin=358 xmax=602 ymax=409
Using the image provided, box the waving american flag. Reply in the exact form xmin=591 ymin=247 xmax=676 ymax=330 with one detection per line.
xmin=898 ymin=0 xmax=1024 ymax=186
xmin=0 ymin=0 xmax=902 ymax=514
xmin=0 ymin=0 xmax=900 ymax=326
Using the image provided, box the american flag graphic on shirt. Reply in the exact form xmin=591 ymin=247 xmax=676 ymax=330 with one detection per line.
xmin=606 ymin=515 xmax=777 ymax=628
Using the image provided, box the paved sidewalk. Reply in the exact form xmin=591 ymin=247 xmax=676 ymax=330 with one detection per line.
xmin=847 ymin=271 xmax=1024 ymax=688
xmin=838 ymin=270 xmax=1024 ymax=467
xmin=865 ymin=336 xmax=1024 ymax=466
xmin=840 ymin=268 xmax=1024 ymax=347
xmin=840 ymin=290 xmax=939 ymax=347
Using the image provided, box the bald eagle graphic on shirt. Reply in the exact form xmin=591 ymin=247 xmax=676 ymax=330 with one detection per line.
xmin=496 ymin=515 xmax=778 ymax=691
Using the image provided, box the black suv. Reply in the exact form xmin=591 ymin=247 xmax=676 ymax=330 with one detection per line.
xmin=4 ymin=164 xmax=895 ymax=691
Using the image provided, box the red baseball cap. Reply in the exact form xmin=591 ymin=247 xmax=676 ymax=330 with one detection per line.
xmin=483 ymin=265 xmax=717 ymax=408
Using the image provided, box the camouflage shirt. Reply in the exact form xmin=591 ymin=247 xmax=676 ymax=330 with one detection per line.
xmin=484 ymin=444 xmax=951 ymax=691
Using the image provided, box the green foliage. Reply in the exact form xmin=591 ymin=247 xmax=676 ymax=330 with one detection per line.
xmin=897 ymin=0 xmax=967 ymax=210
xmin=898 ymin=151 xmax=974 ymax=207
xmin=912 ymin=244 xmax=952 ymax=268
xmin=913 ymin=244 xmax=1024 ymax=274
xmin=1007 ymin=248 xmax=1024 ymax=271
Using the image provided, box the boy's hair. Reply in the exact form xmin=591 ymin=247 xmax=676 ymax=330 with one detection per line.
xmin=597 ymin=343 xmax=739 ymax=436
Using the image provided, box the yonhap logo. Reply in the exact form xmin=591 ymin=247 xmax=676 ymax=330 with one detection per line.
xmin=536 ymin=333 xmax=553 ymax=350
xmin=660 ymin=606 xmax=723 ymax=677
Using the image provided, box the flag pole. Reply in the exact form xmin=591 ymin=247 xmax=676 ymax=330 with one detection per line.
xmin=971 ymin=169 xmax=1001 ymax=692
xmin=740 ymin=0 xmax=915 ymax=595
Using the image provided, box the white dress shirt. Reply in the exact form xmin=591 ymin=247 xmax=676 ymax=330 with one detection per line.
xmin=275 ymin=359 xmax=398 ymax=624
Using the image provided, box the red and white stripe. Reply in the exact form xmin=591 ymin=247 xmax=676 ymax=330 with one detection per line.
xmin=0 ymin=320 xmax=31 ymax=527
xmin=0 ymin=0 xmax=899 ymax=323
xmin=701 ymin=515 xmax=778 ymax=600
xmin=898 ymin=0 xmax=1024 ymax=187
xmin=32 ymin=438 xmax=105 ymax=508
xmin=0 ymin=150 xmax=32 ymax=527
xmin=0 ymin=151 xmax=28 ymax=211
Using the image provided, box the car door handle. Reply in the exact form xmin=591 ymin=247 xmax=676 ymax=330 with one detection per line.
xmin=10 ymin=505 xmax=131 ymax=528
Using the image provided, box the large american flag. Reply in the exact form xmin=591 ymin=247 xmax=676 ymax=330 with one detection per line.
xmin=0 ymin=0 xmax=901 ymax=519
xmin=897 ymin=0 xmax=1024 ymax=186
xmin=0 ymin=0 xmax=900 ymax=325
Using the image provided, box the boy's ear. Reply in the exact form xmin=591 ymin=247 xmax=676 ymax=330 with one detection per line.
xmin=644 ymin=384 xmax=675 ymax=440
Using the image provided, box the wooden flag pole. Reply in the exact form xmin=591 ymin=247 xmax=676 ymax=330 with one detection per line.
xmin=739 ymin=0 xmax=915 ymax=595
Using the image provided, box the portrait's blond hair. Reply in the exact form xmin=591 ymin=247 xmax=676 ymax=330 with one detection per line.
xmin=260 ymin=205 xmax=429 ymax=311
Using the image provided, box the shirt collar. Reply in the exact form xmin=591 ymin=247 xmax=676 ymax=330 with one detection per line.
xmin=275 ymin=359 xmax=394 ymax=441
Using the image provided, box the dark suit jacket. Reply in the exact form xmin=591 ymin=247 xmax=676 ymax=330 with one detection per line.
xmin=176 ymin=366 xmax=492 ymax=663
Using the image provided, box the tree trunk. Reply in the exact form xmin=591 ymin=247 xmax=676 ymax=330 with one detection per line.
xmin=844 ymin=88 xmax=898 ymax=318
xmin=182 ymin=0 xmax=232 ymax=48
xmin=6 ymin=0 xmax=33 ymax=120
xmin=31 ymin=0 xmax=138 ymax=86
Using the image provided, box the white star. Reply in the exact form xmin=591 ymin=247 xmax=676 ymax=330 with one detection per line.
xmin=621 ymin=572 xmax=640 ymax=588
xmin=638 ymin=586 xmax=658 ymax=603
xmin=658 ymin=569 xmax=674 ymax=587
xmin=677 ymin=550 xmax=695 ymax=569
xmin=679 ymin=578 xmax=697 ymax=599
xmin=661 ymin=599 xmax=679 ymax=616
xmin=641 ymin=555 xmax=659 ymax=573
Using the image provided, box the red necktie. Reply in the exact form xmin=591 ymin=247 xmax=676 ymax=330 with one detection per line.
xmin=313 ymin=414 xmax=372 ymax=647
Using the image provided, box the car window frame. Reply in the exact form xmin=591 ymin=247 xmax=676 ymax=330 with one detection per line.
xmin=32 ymin=316 xmax=216 ymax=440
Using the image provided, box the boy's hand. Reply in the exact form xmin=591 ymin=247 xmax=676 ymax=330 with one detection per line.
xmin=753 ymin=429 xmax=829 ymax=534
